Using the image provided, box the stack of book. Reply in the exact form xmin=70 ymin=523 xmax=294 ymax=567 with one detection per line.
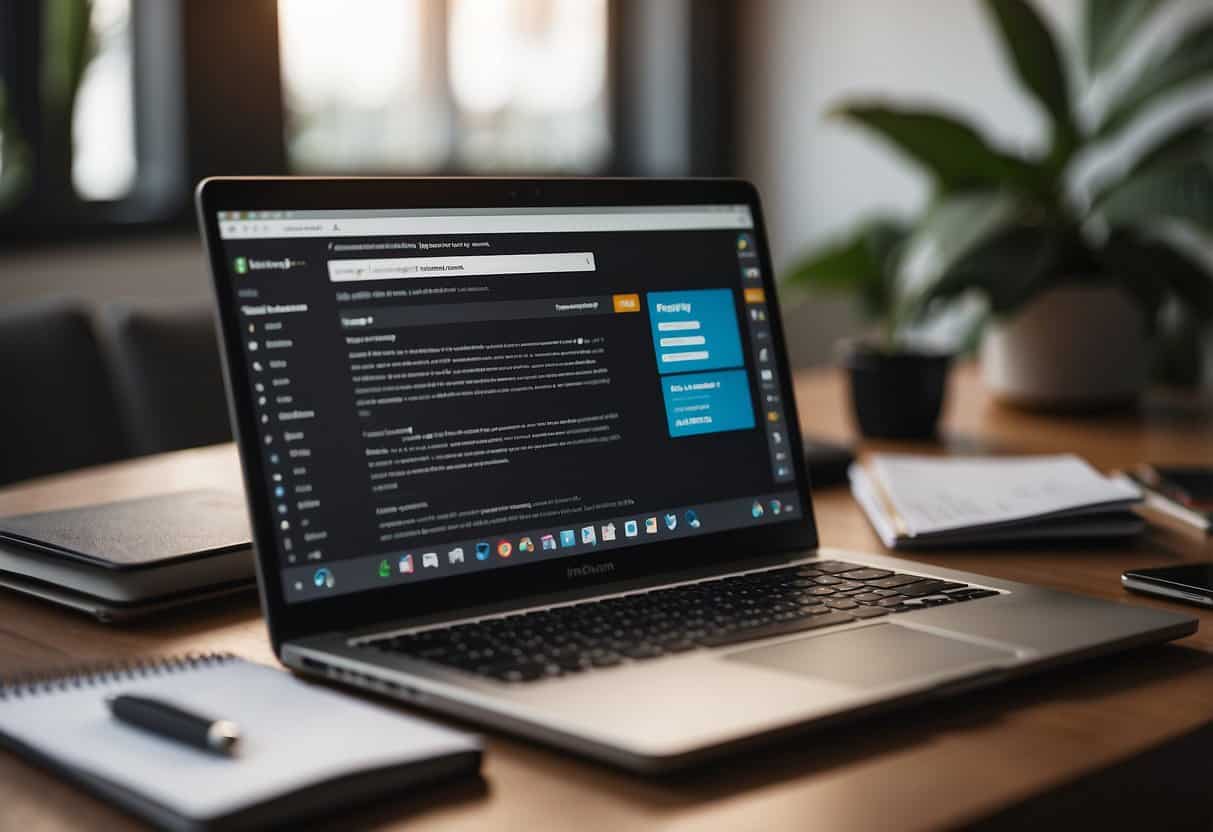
xmin=850 ymin=453 xmax=1144 ymax=548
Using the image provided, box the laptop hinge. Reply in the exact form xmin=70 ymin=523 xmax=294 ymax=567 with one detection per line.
xmin=340 ymin=548 xmax=814 ymax=640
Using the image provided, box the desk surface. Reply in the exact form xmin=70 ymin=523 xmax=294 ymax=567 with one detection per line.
xmin=2 ymin=366 xmax=1211 ymax=831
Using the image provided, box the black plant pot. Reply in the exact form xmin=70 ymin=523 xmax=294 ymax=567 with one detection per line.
xmin=844 ymin=346 xmax=952 ymax=440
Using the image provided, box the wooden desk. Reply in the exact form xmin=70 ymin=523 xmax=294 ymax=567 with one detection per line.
xmin=2 ymin=366 xmax=1211 ymax=831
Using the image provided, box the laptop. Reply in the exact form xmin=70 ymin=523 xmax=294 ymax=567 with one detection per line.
xmin=197 ymin=177 xmax=1197 ymax=772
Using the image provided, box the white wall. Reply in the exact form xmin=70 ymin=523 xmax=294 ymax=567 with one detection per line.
xmin=740 ymin=0 xmax=1211 ymax=368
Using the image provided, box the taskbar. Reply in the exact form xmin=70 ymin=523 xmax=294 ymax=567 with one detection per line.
xmin=282 ymin=491 xmax=802 ymax=603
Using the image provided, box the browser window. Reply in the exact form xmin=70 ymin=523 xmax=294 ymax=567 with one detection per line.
xmin=216 ymin=205 xmax=803 ymax=602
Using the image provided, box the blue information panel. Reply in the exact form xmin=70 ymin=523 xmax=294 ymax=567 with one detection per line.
xmin=660 ymin=369 xmax=755 ymax=437
xmin=647 ymin=289 xmax=745 ymax=375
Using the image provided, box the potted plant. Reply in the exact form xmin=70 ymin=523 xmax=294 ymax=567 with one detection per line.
xmin=784 ymin=218 xmax=953 ymax=439
xmin=787 ymin=0 xmax=1213 ymax=409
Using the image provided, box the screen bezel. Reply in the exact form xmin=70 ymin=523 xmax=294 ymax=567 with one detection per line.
xmin=196 ymin=177 xmax=820 ymax=652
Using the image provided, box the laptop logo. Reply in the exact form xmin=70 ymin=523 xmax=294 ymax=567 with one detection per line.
xmin=567 ymin=562 xmax=615 ymax=579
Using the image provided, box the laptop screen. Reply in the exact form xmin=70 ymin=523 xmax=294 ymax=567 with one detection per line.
xmin=214 ymin=204 xmax=804 ymax=604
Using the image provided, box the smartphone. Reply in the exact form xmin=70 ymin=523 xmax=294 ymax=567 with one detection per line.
xmin=1122 ymin=564 xmax=1213 ymax=608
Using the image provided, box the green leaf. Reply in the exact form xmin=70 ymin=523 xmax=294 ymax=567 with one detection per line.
xmin=1084 ymin=0 xmax=1169 ymax=76
xmin=1100 ymin=16 xmax=1213 ymax=137
xmin=921 ymin=223 xmax=1061 ymax=316
xmin=0 ymin=83 xmax=31 ymax=210
xmin=901 ymin=192 xmax=1020 ymax=283
xmin=1091 ymin=115 xmax=1213 ymax=206
xmin=783 ymin=217 xmax=909 ymax=319
xmin=1100 ymin=157 xmax=1213 ymax=232
xmin=983 ymin=0 xmax=1080 ymax=162
xmin=41 ymin=0 xmax=97 ymax=109
xmin=1103 ymin=229 xmax=1213 ymax=322
xmin=833 ymin=103 xmax=1048 ymax=195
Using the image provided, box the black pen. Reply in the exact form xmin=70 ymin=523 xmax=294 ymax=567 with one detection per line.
xmin=106 ymin=694 xmax=241 ymax=757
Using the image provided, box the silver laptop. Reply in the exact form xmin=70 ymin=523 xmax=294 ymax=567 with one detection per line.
xmin=197 ymin=177 xmax=1197 ymax=772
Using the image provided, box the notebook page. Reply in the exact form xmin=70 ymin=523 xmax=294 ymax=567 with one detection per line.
xmin=868 ymin=454 xmax=1141 ymax=538
xmin=0 ymin=658 xmax=478 ymax=821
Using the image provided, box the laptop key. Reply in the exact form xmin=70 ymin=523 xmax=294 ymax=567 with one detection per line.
xmin=850 ymin=606 xmax=888 ymax=619
xmin=812 ymin=561 xmax=863 ymax=574
xmin=839 ymin=568 xmax=893 ymax=581
xmin=898 ymin=580 xmax=953 ymax=598
xmin=868 ymin=574 xmax=926 ymax=589
xmin=698 ymin=611 xmax=856 ymax=648
xmin=590 ymin=652 xmax=623 ymax=668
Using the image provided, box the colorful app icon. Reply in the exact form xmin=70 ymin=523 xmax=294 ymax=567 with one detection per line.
xmin=645 ymin=517 xmax=658 ymax=534
xmin=518 ymin=536 xmax=534 ymax=553
xmin=312 ymin=567 xmax=334 ymax=589
xmin=422 ymin=552 xmax=439 ymax=569
xmin=664 ymin=513 xmax=677 ymax=531
xmin=560 ymin=529 xmax=577 ymax=548
xmin=624 ymin=520 xmax=638 ymax=538
xmin=541 ymin=533 xmax=557 ymax=551
xmin=392 ymin=556 xmax=408 ymax=576
xmin=233 ymin=256 xmax=248 ymax=275
xmin=685 ymin=509 xmax=701 ymax=529
xmin=601 ymin=522 xmax=616 ymax=542
xmin=769 ymin=498 xmax=782 ymax=516
xmin=581 ymin=526 xmax=597 ymax=545
xmin=497 ymin=540 xmax=513 ymax=558
xmin=751 ymin=500 xmax=764 ymax=519
xmin=475 ymin=542 xmax=491 ymax=561
xmin=448 ymin=547 xmax=465 ymax=564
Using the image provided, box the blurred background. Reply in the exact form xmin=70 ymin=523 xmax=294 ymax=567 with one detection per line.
xmin=1 ymin=0 xmax=1211 ymax=483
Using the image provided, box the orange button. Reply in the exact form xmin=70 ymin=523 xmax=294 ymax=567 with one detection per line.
xmin=744 ymin=287 xmax=766 ymax=304
xmin=613 ymin=293 xmax=640 ymax=313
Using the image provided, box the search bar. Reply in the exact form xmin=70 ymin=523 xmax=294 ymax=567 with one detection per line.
xmin=328 ymin=252 xmax=597 ymax=282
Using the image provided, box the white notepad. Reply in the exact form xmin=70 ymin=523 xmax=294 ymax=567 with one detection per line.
xmin=0 ymin=654 xmax=480 ymax=831
xmin=850 ymin=453 xmax=1144 ymax=548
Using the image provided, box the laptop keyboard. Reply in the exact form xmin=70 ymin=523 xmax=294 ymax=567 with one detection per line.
xmin=364 ymin=561 xmax=1001 ymax=683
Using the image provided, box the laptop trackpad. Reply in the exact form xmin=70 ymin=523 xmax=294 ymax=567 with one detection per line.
xmin=727 ymin=624 xmax=1015 ymax=689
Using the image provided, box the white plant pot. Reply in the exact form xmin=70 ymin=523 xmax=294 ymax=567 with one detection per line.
xmin=980 ymin=285 xmax=1148 ymax=409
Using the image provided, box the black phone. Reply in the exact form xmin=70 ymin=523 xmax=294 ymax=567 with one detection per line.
xmin=1122 ymin=564 xmax=1213 ymax=608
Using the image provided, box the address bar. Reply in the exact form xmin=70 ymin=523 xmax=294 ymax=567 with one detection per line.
xmin=328 ymin=252 xmax=596 ymax=282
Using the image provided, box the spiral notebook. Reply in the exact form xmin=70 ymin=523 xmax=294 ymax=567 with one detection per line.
xmin=0 ymin=654 xmax=481 ymax=831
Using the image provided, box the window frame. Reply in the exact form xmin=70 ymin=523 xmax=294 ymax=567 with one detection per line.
xmin=0 ymin=0 xmax=738 ymax=247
